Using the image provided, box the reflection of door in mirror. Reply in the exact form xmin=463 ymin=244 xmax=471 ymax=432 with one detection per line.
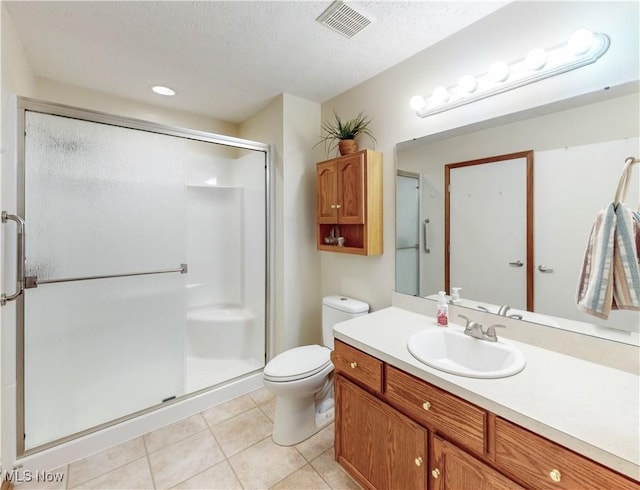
xmin=445 ymin=151 xmax=533 ymax=311
xmin=396 ymin=172 xmax=420 ymax=295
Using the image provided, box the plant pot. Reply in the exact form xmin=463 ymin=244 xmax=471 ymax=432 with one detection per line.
xmin=338 ymin=139 xmax=358 ymax=156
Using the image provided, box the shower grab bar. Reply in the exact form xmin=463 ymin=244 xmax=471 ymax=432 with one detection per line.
xmin=24 ymin=264 xmax=188 ymax=289
xmin=1 ymin=212 xmax=26 ymax=306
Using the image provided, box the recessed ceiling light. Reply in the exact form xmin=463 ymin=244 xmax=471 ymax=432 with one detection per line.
xmin=151 ymin=85 xmax=176 ymax=96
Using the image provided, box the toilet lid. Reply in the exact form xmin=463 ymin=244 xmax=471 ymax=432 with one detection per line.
xmin=264 ymin=345 xmax=332 ymax=381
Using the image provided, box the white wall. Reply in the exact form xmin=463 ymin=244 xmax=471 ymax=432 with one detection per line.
xmin=34 ymin=78 xmax=238 ymax=137
xmin=240 ymin=94 xmax=322 ymax=355
xmin=1 ymin=2 xmax=37 ymax=467
xmin=320 ymin=1 xmax=639 ymax=312
xmin=282 ymin=95 xmax=322 ymax=348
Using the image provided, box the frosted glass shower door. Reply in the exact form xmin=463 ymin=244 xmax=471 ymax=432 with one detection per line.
xmin=396 ymin=173 xmax=420 ymax=296
xmin=21 ymin=112 xmax=187 ymax=450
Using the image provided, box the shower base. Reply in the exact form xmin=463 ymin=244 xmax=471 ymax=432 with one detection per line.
xmin=186 ymin=357 xmax=263 ymax=393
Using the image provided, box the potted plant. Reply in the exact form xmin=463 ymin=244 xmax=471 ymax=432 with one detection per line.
xmin=316 ymin=110 xmax=376 ymax=156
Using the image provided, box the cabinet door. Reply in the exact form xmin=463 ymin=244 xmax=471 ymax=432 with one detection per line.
xmin=317 ymin=161 xmax=338 ymax=223
xmin=337 ymin=153 xmax=365 ymax=224
xmin=432 ymin=435 xmax=524 ymax=490
xmin=335 ymin=375 xmax=427 ymax=490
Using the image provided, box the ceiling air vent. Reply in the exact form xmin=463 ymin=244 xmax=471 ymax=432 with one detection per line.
xmin=316 ymin=1 xmax=374 ymax=39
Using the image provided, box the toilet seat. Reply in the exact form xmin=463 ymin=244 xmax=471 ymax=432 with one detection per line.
xmin=264 ymin=345 xmax=332 ymax=382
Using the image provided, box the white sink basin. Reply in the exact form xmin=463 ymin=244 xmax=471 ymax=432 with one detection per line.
xmin=407 ymin=328 xmax=526 ymax=379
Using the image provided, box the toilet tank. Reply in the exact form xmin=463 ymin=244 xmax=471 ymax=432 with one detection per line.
xmin=322 ymin=295 xmax=369 ymax=349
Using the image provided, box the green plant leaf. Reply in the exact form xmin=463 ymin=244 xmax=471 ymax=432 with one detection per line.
xmin=314 ymin=110 xmax=377 ymax=155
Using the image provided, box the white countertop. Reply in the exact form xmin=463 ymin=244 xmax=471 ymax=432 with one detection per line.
xmin=333 ymin=307 xmax=640 ymax=482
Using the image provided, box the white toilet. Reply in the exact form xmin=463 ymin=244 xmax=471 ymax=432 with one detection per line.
xmin=263 ymin=295 xmax=369 ymax=446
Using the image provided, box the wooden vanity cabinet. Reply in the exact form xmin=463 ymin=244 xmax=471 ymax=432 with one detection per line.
xmin=332 ymin=340 xmax=640 ymax=490
xmin=335 ymin=376 xmax=427 ymax=490
xmin=316 ymin=150 xmax=382 ymax=255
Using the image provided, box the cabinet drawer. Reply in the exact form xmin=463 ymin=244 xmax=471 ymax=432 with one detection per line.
xmin=495 ymin=417 xmax=639 ymax=490
xmin=384 ymin=365 xmax=486 ymax=455
xmin=332 ymin=341 xmax=383 ymax=395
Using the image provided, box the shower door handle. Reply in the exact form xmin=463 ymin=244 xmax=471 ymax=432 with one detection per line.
xmin=24 ymin=263 xmax=188 ymax=289
xmin=423 ymin=219 xmax=431 ymax=253
xmin=1 ymin=212 xmax=26 ymax=306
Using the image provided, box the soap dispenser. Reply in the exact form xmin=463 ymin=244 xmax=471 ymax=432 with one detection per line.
xmin=437 ymin=291 xmax=449 ymax=327
xmin=451 ymin=287 xmax=462 ymax=304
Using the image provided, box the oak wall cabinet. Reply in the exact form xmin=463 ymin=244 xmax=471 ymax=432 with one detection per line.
xmin=316 ymin=150 xmax=382 ymax=255
xmin=332 ymin=340 xmax=639 ymax=490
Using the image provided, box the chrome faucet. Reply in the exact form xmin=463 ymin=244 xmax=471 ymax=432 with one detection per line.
xmin=496 ymin=304 xmax=523 ymax=320
xmin=459 ymin=315 xmax=484 ymax=339
xmin=483 ymin=324 xmax=506 ymax=342
xmin=497 ymin=305 xmax=522 ymax=320
xmin=497 ymin=305 xmax=511 ymax=316
xmin=458 ymin=315 xmax=505 ymax=342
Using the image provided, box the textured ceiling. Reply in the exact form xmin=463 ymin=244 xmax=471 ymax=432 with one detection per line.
xmin=5 ymin=1 xmax=509 ymax=123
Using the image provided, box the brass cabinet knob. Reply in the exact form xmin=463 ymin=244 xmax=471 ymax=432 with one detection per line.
xmin=549 ymin=469 xmax=561 ymax=482
xmin=349 ymin=361 xmax=357 ymax=369
xmin=422 ymin=401 xmax=431 ymax=411
xmin=331 ymin=204 xmax=336 ymax=209
xmin=431 ymin=468 xmax=440 ymax=479
xmin=336 ymin=204 xmax=342 ymax=209
xmin=414 ymin=457 xmax=423 ymax=467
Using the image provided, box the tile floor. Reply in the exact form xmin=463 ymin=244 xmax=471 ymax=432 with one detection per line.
xmin=17 ymin=388 xmax=361 ymax=490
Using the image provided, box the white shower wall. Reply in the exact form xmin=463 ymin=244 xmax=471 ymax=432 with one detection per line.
xmin=183 ymin=145 xmax=266 ymax=392
xmin=185 ymin=146 xmax=265 ymax=315
xmin=186 ymin=185 xmax=244 ymax=308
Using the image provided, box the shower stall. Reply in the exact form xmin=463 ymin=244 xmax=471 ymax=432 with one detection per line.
xmin=1 ymin=98 xmax=271 ymax=457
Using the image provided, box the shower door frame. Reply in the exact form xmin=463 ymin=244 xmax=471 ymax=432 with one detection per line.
xmin=8 ymin=96 xmax=274 ymax=457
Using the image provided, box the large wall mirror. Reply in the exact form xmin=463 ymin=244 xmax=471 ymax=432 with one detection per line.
xmin=395 ymin=87 xmax=640 ymax=345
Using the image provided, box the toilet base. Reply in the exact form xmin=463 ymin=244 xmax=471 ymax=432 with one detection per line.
xmin=271 ymin=396 xmax=334 ymax=446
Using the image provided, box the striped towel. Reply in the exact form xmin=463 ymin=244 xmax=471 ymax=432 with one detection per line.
xmin=577 ymin=202 xmax=640 ymax=318
xmin=612 ymin=204 xmax=640 ymax=311
xmin=577 ymin=204 xmax=616 ymax=318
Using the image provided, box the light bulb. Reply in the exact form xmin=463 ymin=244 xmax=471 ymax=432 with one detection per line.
xmin=525 ymin=48 xmax=547 ymax=71
xmin=151 ymin=85 xmax=176 ymax=96
xmin=489 ymin=61 xmax=510 ymax=82
xmin=568 ymin=29 xmax=594 ymax=55
xmin=432 ymin=86 xmax=450 ymax=104
xmin=410 ymin=95 xmax=427 ymax=111
xmin=458 ymin=75 xmax=478 ymax=94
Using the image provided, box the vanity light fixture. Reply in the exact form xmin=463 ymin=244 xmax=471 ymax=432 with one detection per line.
xmin=151 ymin=85 xmax=176 ymax=96
xmin=410 ymin=29 xmax=610 ymax=118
